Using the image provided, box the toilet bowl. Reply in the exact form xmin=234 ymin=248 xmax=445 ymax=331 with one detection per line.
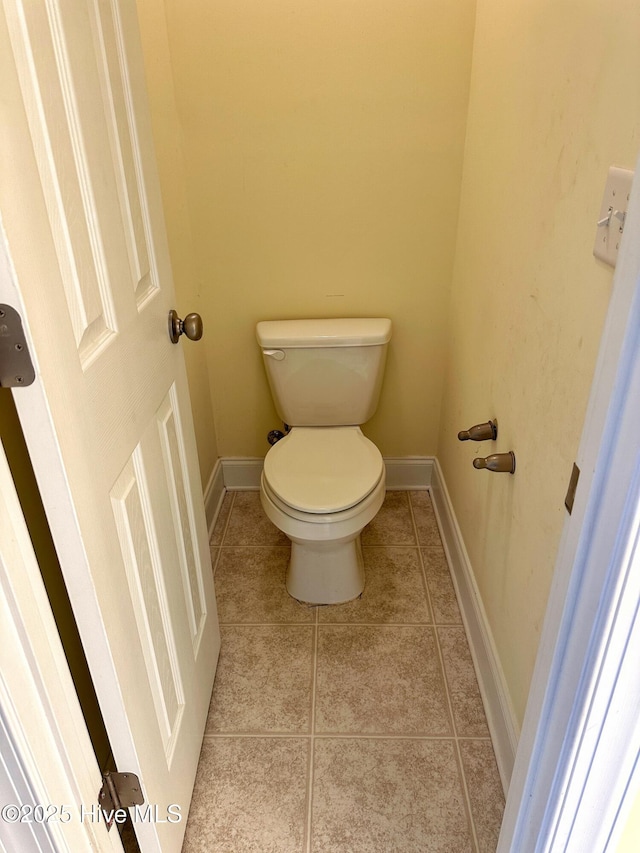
xmin=256 ymin=317 xmax=392 ymax=605
xmin=260 ymin=427 xmax=386 ymax=604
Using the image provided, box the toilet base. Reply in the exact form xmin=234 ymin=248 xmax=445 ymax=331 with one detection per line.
xmin=286 ymin=533 xmax=365 ymax=605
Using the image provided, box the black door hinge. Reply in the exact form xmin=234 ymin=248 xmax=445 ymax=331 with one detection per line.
xmin=0 ymin=304 xmax=35 ymax=387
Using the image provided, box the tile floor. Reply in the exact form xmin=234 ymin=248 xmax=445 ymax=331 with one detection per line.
xmin=182 ymin=490 xmax=505 ymax=853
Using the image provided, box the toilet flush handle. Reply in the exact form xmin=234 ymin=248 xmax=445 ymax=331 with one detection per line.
xmin=263 ymin=349 xmax=286 ymax=361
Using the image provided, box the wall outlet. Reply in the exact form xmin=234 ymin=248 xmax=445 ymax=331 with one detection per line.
xmin=593 ymin=166 xmax=634 ymax=267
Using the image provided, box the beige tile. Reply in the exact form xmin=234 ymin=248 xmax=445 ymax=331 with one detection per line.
xmin=312 ymin=738 xmax=474 ymax=853
xmin=422 ymin=548 xmax=462 ymax=624
xmin=318 ymin=547 xmax=431 ymax=624
xmin=224 ymin=490 xmax=289 ymax=546
xmin=315 ymin=626 xmax=452 ymax=735
xmin=438 ymin=627 xmax=489 ymax=737
xmin=410 ymin=490 xmax=443 ymax=546
xmin=187 ymin=489 xmax=504 ymax=852
xmin=182 ymin=738 xmax=309 ymax=853
xmin=215 ymin=547 xmax=315 ymax=623
xmin=459 ymin=739 xmax=505 ymax=853
xmin=206 ymin=626 xmax=314 ymax=734
xmin=209 ymin=491 xmax=233 ymax=545
xmin=361 ymin=491 xmax=416 ymax=545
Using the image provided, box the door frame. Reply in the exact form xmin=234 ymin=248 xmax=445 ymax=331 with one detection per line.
xmin=498 ymin=151 xmax=640 ymax=850
xmin=0 ymin=435 xmax=124 ymax=853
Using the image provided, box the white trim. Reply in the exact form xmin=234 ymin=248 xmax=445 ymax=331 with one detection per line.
xmin=498 ymin=157 xmax=640 ymax=851
xmin=203 ymin=459 xmax=225 ymax=538
xmin=220 ymin=457 xmax=264 ymax=490
xmin=384 ymin=456 xmax=433 ymax=489
xmin=430 ymin=458 xmax=519 ymax=794
xmin=0 ymin=699 xmax=58 ymax=853
xmin=0 ymin=440 xmax=123 ymax=853
xmin=219 ymin=455 xmax=434 ymax=492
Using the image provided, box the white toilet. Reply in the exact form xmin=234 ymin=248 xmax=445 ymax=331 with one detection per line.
xmin=256 ymin=317 xmax=392 ymax=604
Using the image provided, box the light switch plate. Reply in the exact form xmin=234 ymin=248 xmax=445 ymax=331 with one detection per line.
xmin=593 ymin=166 xmax=634 ymax=267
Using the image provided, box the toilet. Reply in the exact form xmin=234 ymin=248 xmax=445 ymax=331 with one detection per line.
xmin=256 ymin=318 xmax=392 ymax=604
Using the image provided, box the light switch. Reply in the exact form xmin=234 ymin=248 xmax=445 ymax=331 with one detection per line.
xmin=593 ymin=166 xmax=634 ymax=267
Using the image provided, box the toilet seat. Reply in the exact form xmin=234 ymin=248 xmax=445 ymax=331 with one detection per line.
xmin=263 ymin=427 xmax=384 ymax=514
xmin=261 ymin=470 xmax=385 ymax=528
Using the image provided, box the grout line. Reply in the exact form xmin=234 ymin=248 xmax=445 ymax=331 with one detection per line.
xmin=210 ymin=496 xmax=233 ymax=579
xmin=304 ymin=605 xmax=319 ymax=853
xmin=407 ymin=495 xmax=437 ymax=622
xmin=215 ymin=542 xmax=432 ymax=549
xmin=209 ymin=545 xmax=223 ymax=579
xmin=211 ymin=490 xmax=236 ymax=563
xmin=435 ymin=628 xmax=481 ymax=851
xmin=453 ymin=736 xmax=481 ymax=853
xmin=214 ymin=540 xmax=452 ymax=548
xmin=202 ymin=732 xmax=311 ymax=739
xmin=217 ymin=621 xmax=468 ymax=630
xmin=430 ymin=592 xmax=481 ymax=853
xmin=216 ymin=543 xmax=291 ymax=548
xmin=412 ymin=493 xmax=481 ymax=853
xmin=202 ymin=731 xmax=479 ymax=741
xmin=218 ymin=620 xmax=316 ymax=627
xmin=313 ymin=620 xmax=435 ymax=627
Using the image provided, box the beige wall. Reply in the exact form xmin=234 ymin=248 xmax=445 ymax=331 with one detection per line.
xmin=136 ymin=0 xmax=218 ymax=485
xmin=159 ymin=0 xmax=476 ymax=458
xmin=437 ymin=0 xmax=640 ymax=724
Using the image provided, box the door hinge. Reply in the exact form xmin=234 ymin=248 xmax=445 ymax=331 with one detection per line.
xmin=98 ymin=771 xmax=145 ymax=831
xmin=0 ymin=304 xmax=35 ymax=387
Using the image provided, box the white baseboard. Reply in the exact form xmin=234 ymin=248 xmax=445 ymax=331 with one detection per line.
xmin=220 ymin=457 xmax=263 ymax=490
xmin=429 ymin=457 xmax=519 ymax=794
xmin=383 ymin=456 xmax=433 ymax=489
xmin=219 ymin=455 xmax=434 ymax=492
xmin=203 ymin=459 xmax=226 ymax=540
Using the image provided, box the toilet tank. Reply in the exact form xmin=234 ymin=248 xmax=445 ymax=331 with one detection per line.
xmin=256 ymin=318 xmax=392 ymax=426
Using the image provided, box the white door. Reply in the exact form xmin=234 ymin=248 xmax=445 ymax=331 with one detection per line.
xmin=0 ymin=2 xmax=220 ymax=851
xmin=0 ymin=438 xmax=124 ymax=853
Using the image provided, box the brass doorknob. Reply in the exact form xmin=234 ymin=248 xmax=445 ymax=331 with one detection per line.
xmin=168 ymin=310 xmax=203 ymax=344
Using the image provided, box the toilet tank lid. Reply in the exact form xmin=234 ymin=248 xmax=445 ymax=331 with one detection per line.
xmin=256 ymin=318 xmax=392 ymax=348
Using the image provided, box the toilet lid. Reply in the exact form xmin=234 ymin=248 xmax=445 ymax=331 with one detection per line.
xmin=264 ymin=428 xmax=384 ymax=514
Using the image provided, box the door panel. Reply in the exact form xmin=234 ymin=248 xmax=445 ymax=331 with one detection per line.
xmin=96 ymin=0 xmax=157 ymax=308
xmin=110 ymin=449 xmax=185 ymax=761
xmin=13 ymin=0 xmax=122 ymax=367
xmin=0 ymin=2 xmax=220 ymax=850
xmin=157 ymin=387 xmax=208 ymax=652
